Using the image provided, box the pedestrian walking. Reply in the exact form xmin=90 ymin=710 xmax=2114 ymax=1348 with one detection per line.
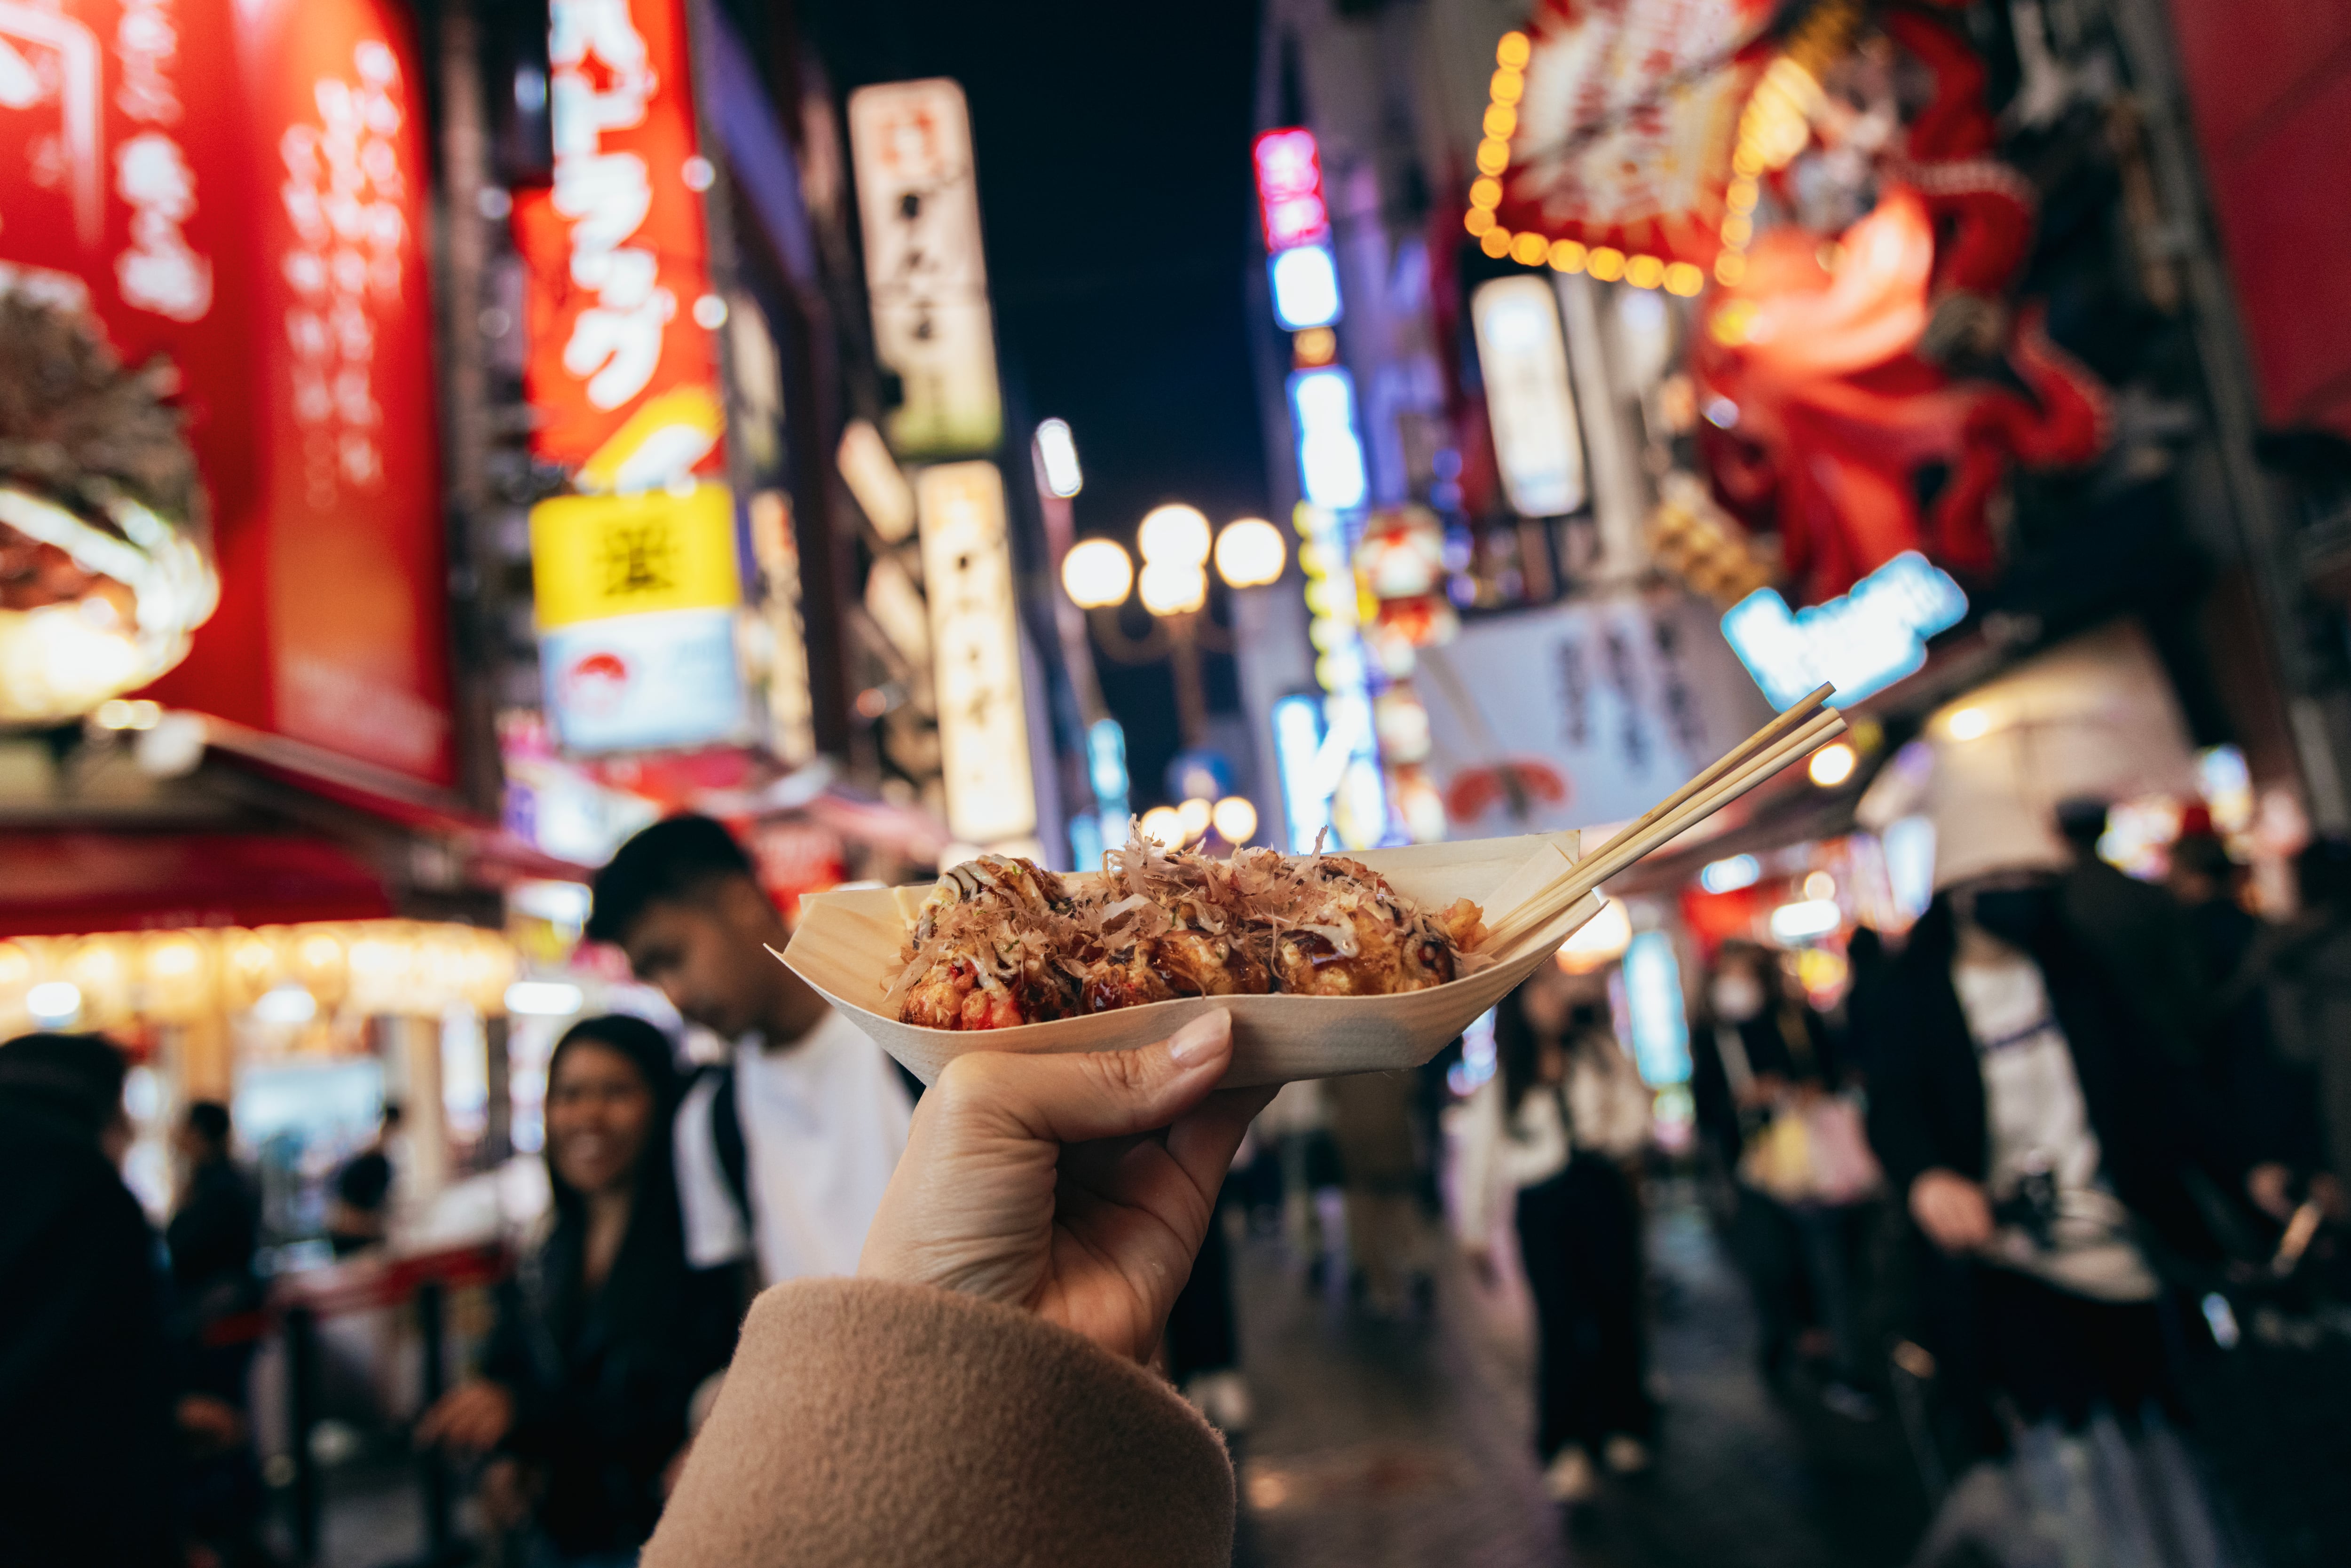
xmin=1870 ymin=879 xmax=2246 ymax=1447
xmin=0 ymin=1033 xmax=183 ymax=1568
xmin=587 ymin=815 xmax=912 ymax=1287
xmin=1327 ymin=1067 xmax=1431 ymax=1316
xmin=166 ymin=1099 xmax=268 ymax=1561
xmin=1690 ymin=941 xmax=1881 ymax=1414
xmin=418 ymin=1015 xmax=738 ymax=1566
xmin=1458 ymin=967 xmax=1656 ymax=1503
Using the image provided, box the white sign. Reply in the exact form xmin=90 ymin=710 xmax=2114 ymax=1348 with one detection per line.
xmin=847 ymin=79 xmax=1002 ymax=460
xmin=540 ymin=605 xmax=745 ymax=753
xmin=1719 ymin=551 xmax=1969 ymax=710
xmin=916 ymin=461 xmax=1035 ymax=844
xmin=1418 ymin=593 xmax=1772 ymax=834
xmin=1470 ymin=276 xmax=1584 ymax=518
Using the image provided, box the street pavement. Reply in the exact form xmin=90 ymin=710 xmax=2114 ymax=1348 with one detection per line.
xmin=1227 ymin=1182 xmax=1929 ymax=1568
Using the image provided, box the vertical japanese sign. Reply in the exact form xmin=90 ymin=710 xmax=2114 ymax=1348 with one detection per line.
xmin=249 ymin=0 xmax=453 ymax=780
xmin=847 ymin=79 xmax=1002 ymax=461
xmin=512 ymin=0 xmax=726 ymax=487
xmin=0 ymin=0 xmax=455 ymax=784
xmin=915 ymin=462 xmax=1034 ymax=846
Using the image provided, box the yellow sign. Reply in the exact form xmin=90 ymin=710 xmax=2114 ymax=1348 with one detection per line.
xmin=529 ymin=484 xmax=742 ymax=631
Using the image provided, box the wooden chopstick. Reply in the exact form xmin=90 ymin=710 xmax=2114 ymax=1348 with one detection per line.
xmin=1480 ymin=701 xmax=1846 ymax=953
xmin=1579 ymin=683 xmax=1834 ymax=867
xmin=1485 ymin=699 xmax=1837 ymax=943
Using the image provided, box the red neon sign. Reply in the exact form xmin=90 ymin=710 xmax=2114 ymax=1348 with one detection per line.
xmin=0 ymin=0 xmax=456 ymax=784
xmin=1252 ymin=127 xmax=1329 ymax=252
xmin=511 ymin=0 xmax=725 ymax=478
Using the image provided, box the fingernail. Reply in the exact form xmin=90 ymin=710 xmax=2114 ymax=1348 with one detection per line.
xmin=1167 ymin=1010 xmax=1229 ymax=1065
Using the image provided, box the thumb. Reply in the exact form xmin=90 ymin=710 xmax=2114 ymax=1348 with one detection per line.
xmin=939 ymin=1009 xmax=1235 ymax=1144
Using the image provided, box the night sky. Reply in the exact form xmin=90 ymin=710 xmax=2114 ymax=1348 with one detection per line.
xmin=805 ymin=0 xmax=1272 ymax=809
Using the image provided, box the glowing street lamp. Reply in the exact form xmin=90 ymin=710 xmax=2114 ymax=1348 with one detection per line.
xmin=1139 ymin=560 xmax=1208 ymax=616
xmin=1061 ymin=538 xmax=1134 ymax=609
xmin=1214 ymin=517 xmax=1286 ymax=588
xmin=1138 ymin=504 xmax=1212 ymax=568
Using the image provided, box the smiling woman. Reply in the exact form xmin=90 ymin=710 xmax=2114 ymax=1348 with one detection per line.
xmin=415 ymin=1015 xmax=739 ymax=1563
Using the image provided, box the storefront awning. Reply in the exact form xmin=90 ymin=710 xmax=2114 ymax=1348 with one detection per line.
xmin=0 ymin=833 xmax=395 ymax=938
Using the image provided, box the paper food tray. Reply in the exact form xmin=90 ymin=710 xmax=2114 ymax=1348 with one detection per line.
xmin=780 ymin=830 xmax=1602 ymax=1088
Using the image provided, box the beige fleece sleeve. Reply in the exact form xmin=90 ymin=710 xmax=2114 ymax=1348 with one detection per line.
xmin=642 ymin=1276 xmax=1235 ymax=1568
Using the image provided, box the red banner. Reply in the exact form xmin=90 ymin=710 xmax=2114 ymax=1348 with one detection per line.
xmin=0 ymin=0 xmax=455 ymax=785
xmin=511 ymin=0 xmax=725 ymax=482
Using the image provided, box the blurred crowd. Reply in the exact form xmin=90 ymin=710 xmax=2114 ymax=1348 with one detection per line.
xmin=4 ymin=802 xmax=2349 ymax=1566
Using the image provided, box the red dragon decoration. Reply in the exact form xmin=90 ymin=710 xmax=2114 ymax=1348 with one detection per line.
xmin=1690 ymin=6 xmax=2109 ymax=606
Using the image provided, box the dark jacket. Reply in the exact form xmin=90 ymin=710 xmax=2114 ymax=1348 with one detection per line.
xmin=1689 ymin=996 xmax=1843 ymax=1172
xmin=167 ymin=1154 xmax=264 ymax=1407
xmin=0 ymin=1100 xmax=181 ymax=1567
xmin=2057 ymin=856 xmax=2209 ymax=1065
xmin=1867 ymin=888 xmax=2240 ymax=1262
xmin=168 ymin=1155 xmax=259 ymax=1297
xmin=482 ymin=1204 xmax=740 ymax=1555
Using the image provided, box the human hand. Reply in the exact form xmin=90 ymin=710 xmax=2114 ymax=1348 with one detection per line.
xmin=415 ymin=1379 xmax=514 ymax=1455
xmin=859 ymin=1010 xmax=1275 ymax=1363
xmin=1909 ymin=1168 xmax=1994 ymax=1253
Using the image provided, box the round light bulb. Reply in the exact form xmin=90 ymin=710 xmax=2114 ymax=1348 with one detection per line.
xmin=1807 ymin=741 xmax=1857 ymax=787
xmin=1214 ymin=518 xmax=1286 ymax=588
xmin=1212 ymin=796 xmax=1258 ymax=844
xmin=1137 ymin=504 xmax=1212 ymax=567
xmin=1138 ymin=805 xmax=1185 ymax=847
xmin=1138 ymin=559 xmax=1208 ymax=616
xmin=1945 ymin=706 xmax=1991 ymax=741
xmin=1176 ymin=797 xmax=1214 ymax=843
xmin=1060 ymin=538 xmax=1134 ymax=609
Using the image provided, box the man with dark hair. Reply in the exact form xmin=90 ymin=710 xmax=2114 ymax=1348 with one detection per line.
xmin=590 ymin=814 xmax=911 ymax=1286
xmin=0 ymin=1033 xmax=181 ymax=1565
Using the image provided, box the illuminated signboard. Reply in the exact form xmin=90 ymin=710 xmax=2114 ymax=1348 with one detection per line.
xmin=530 ymin=485 xmax=746 ymax=751
xmin=1470 ymin=276 xmax=1586 ymax=518
xmin=1720 ymin=551 xmax=1969 ymax=710
xmin=513 ymin=0 xmax=725 ymax=487
xmin=916 ymin=462 xmax=1036 ymax=845
xmin=0 ymin=0 xmax=457 ymax=780
xmin=1288 ymin=369 xmax=1369 ymax=512
xmin=1252 ymin=127 xmax=1329 ymax=252
xmin=1074 ymin=716 xmax=1130 ymax=867
xmin=1271 ymin=692 xmax=1330 ymax=852
xmin=847 ymin=79 xmax=1003 ymax=461
xmin=1270 ymin=244 xmax=1343 ymax=331
xmin=1622 ymin=930 xmax=1692 ymax=1087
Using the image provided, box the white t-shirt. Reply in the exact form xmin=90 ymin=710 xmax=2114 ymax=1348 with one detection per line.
xmin=674 ymin=1007 xmax=913 ymax=1284
xmin=1950 ymin=946 xmax=2158 ymax=1303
